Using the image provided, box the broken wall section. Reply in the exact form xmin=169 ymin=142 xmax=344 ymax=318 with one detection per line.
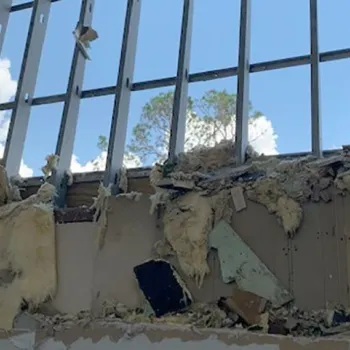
xmin=0 ymin=166 xmax=57 ymax=330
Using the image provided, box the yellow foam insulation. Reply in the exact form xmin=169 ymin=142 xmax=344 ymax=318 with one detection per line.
xmin=276 ymin=196 xmax=303 ymax=237
xmin=119 ymin=167 xmax=128 ymax=193
xmin=0 ymin=166 xmax=10 ymax=205
xmin=163 ymin=192 xmax=213 ymax=287
xmin=150 ymin=163 xmax=164 ymax=189
xmin=246 ymin=178 xmax=303 ymax=236
xmin=9 ymin=175 xmax=23 ymax=202
xmin=0 ymin=182 xmax=56 ymax=329
xmin=175 ymin=140 xmax=236 ymax=173
xmin=335 ymin=170 xmax=350 ymax=192
xmin=65 ymin=170 xmax=74 ymax=186
xmin=154 ymin=239 xmax=175 ymax=257
xmin=210 ymin=190 xmax=233 ymax=224
xmin=41 ymin=153 xmax=59 ymax=178
xmin=149 ymin=191 xmax=169 ymax=215
xmin=91 ymin=183 xmax=111 ymax=249
xmin=116 ymin=191 xmax=142 ymax=201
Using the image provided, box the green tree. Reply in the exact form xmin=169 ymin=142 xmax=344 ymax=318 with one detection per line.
xmin=98 ymin=89 xmax=267 ymax=165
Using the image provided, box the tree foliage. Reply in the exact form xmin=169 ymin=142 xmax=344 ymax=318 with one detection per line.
xmin=98 ymin=89 xmax=264 ymax=164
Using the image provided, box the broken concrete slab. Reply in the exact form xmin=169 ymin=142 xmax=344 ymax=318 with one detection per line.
xmin=209 ymin=220 xmax=293 ymax=308
xmin=133 ymin=259 xmax=192 ymax=317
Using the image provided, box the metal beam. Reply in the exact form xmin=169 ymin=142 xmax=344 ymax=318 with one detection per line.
xmin=0 ymin=47 xmax=349 ymax=112
xmin=103 ymin=0 xmax=141 ymax=191
xmin=310 ymin=0 xmax=322 ymax=156
xmin=3 ymin=0 xmax=52 ymax=176
xmin=53 ymin=0 xmax=95 ymax=207
xmin=168 ymin=0 xmax=193 ymax=161
xmin=10 ymin=0 xmax=61 ymax=13
xmin=235 ymin=0 xmax=251 ymax=165
xmin=0 ymin=0 xmax=12 ymax=55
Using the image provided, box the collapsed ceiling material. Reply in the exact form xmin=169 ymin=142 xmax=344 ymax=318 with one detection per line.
xmin=0 ymin=166 xmax=57 ymax=329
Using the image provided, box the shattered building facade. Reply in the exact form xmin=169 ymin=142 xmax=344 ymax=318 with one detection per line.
xmin=1 ymin=0 xmax=350 ymax=349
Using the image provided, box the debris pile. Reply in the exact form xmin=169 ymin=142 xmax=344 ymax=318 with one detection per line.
xmin=24 ymin=299 xmax=350 ymax=338
xmin=0 ymin=165 xmax=57 ymax=330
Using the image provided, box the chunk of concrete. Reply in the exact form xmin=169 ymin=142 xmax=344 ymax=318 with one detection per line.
xmin=133 ymin=259 xmax=192 ymax=317
xmin=209 ymin=220 xmax=293 ymax=308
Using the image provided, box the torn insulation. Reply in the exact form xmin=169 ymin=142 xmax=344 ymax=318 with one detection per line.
xmin=119 ymin=167 xmax=128 ymax=193
xmin=41 ymin=154 xmax=59 ymax=179
xmin=0 ymin=181 xmax=57 ymax=329
xmin=163 ymin=192 xmax=213 ymax=288
xmin=91 ymin=183 xmax=111 ymax=249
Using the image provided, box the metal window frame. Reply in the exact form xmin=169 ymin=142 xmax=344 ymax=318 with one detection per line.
xmin=235 ymin=0 xmax=251 ymax=165
xmin=103 ymin=0 xmax=141 ymax=192
xmin=310 ymin=0 xmax=322 ymax=157
xmin=3 ymin=0 xmax=52 ymax=177
xmin=0 ymin=0 xmax=12 ymax=55
xmin=168 ymin=0 xmax=193 ymax=162
xmin=1 ymin=0 xmax=346 ymax=194
xmin=52 ymin=0 xmax=95 ymax=207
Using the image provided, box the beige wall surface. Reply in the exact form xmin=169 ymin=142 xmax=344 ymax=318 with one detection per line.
xmin=52 ymin=193 xmax=350 ymax=314
xmin=2 ymin=325 xmax=350 ymax=350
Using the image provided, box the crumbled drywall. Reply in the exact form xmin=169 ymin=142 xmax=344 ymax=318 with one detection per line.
xmin=0 ymin=182 xmax=57 ymax=329
xmin=91 ymin=183 xmax=111 ymax=249
xmin=41 ymin=153 xmax=59 ymax=179
xmin=163 ymin=192 xmax=213 ymax=287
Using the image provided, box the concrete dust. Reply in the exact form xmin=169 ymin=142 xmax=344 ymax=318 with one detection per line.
xmin=90 ymin=183 xmax=111 ymax=249
xmin=0 ymin=174 xmax=57 ymax=329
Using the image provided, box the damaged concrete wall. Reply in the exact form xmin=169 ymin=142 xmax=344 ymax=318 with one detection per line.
xmin=51 ymin=192 xmax=350 ymax=315
xmin=2 ymin=324 xmax=350 ymax=349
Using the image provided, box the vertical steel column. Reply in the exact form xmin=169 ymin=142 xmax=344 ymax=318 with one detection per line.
xmin=310 ymin=0 xmax=322 ymax=157
xmin=235 ymin=0 xmax=251 ymax=165
xmin=3 ymin=0 xmax=51 ymax=176
xmin=53 ymin=0 xmax=94 ymax=207
xmin=168 ymin=0 xmax=193 ymax=162
xmin=103 ymin=0 xmax=141 ymax=191
xmin=0 ymin=0 xmax=12 ymax=55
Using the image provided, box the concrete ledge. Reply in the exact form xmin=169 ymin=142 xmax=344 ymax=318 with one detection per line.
xmin=5 ymin=323 xmax=350 ymax=349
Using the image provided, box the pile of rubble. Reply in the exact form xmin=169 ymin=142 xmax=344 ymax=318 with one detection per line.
xmin=24 ymin=299 xmax=350 ymax=338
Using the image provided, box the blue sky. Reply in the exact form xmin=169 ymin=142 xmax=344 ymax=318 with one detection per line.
xmin=2 ymin=0 xmax=350 ymax=175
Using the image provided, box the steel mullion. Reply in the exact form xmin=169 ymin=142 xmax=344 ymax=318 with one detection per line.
xmin=3 ymin=0 xmax=52 ymax=176
xmin=53 ymin=0 xmax=95 ymax=207
xmin=103 ymin=0 xmax=141 ymax=192
xmin=310 ymin=0 xmax=322 ymax=157
xmin=0 ymin=0 xmax=12 ymax=55
xmin=168 ymin=0 xmax=193 ymax=161
xmin=235 ymin=0 xmax=251 ymax=165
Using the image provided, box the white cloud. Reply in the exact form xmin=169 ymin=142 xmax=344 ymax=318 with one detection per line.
xmin=0 ymin=58 xmax=33 ymax=177
xmin=70 ymin=151 xmax=142 ymax=173
xmin=185 ymin=113 xmax=278 ymax=155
